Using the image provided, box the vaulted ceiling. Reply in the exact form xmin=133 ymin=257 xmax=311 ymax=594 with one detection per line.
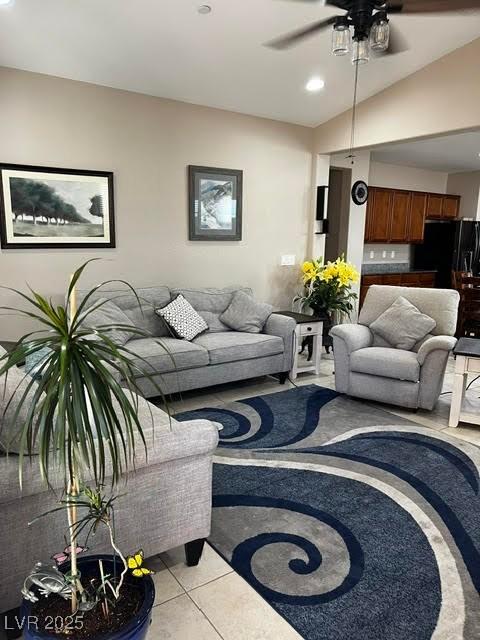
xmin=0 ymin=0 xmax=479 ymax=126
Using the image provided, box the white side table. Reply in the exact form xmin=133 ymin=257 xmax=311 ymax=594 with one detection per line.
xmin=275 ymin=312 xmax=324 ymax=380
xmin=449 ymin=337 xmax=480 ymax=428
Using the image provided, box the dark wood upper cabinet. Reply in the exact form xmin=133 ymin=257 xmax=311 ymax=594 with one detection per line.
xmin=390 ymin=191 xmax=411 ymax=242
xmin=408 ymin=192 xmax=427 ymax=243
xmin=365 ymin=187 xmax=392 ymax=243
xmin=364 ymin=187 xmax=459 ymax=243
xmin=442 ymin=195 xmax=460 ymax=219
xmin=426 ymin=194 xmax=444 ymax=219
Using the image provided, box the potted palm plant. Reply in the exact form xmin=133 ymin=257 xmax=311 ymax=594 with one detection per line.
xmin=0 ymin=260 xmax=168 ymax=639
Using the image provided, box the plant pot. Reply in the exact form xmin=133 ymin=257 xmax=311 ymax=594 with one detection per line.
xmin=21 ymin=555 xmax=155 ymax=640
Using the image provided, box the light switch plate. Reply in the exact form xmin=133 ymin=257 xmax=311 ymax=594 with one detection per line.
xmin=382 ymin=251 xmax=387 ymax=259
xmin=281 ymin=255 xmax=296 ymax=266
xmin=391 ymin=251 xmax=395 ymax=258
xmin=369 ymin=251 xmax=375 ymax=259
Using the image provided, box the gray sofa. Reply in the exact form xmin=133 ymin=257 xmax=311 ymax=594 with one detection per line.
xmin=78 ymin=286 xmax=296 ymax=397
xmin=330 ymin=285 xmax=460 ymax=410
xmin=0 ymin=344 xmax=219 ymax=614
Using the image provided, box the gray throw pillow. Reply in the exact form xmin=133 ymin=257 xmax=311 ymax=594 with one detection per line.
xmin=220 ymin=290 xmax=273 ymax=334
xmin=370 ymin=296 xmax=436 ymax=351
xmin=82 ymin=298 xmax=136 ymax=346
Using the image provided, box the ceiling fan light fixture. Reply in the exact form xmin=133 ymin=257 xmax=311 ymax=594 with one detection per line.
xmin=370 ymin=15 xmax=390 ymax=52
xmin=352 ymin=38 xmax=370 ymax=65
xmin=332 ymin=18 xmax=351 ymax=56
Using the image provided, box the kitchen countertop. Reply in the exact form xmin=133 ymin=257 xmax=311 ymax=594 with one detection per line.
xmin=362 ymin=264 xmax=438 ymax=276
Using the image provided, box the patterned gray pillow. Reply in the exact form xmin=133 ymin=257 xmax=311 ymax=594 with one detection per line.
xmin=82 ymin=298 xmax=136 ymax=346
xmin=220 ymin=290 xmax=273 ymax=334
xmin=370 ymin=296 xmax=436 ymax=351
xmin=155 ymin=294 xmax=208 ymax=341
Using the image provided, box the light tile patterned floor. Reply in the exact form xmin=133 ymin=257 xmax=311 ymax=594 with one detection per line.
xmin=3 ymin=355 xmax=479 ymax=640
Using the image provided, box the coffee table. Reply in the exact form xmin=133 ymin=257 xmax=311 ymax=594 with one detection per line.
xmin=448 ymin=337 xmax=480 ymax=428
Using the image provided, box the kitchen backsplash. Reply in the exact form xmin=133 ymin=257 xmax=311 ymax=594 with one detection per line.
xmin=363 ymin=243 xmax=412 ymax=266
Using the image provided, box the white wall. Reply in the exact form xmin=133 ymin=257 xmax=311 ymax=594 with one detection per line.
xmin=369 ymin=161 xmax=448 ymax=193
xmin=446 ymin=171 xmax=480 ymax=220
xmin=0 ymin=67 xmax=313 ymax=339
xmin=330 ymin=151 xmax=371 ymax=306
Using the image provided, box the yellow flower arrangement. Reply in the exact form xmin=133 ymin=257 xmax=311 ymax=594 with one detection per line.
xmin=296 ymin=256 xmax=359 ymax=319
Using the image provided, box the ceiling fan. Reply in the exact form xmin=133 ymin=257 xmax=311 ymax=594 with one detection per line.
xmin=266 ymin=0 xmax=480 ymax=64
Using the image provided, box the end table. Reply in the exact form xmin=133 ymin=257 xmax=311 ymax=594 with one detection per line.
xmin=274 ymin=311 xmax=323 ymax=380
xmin=449 ymin=337 xmax=480 ymax=428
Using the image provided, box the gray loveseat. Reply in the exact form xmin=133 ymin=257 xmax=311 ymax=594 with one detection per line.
xmin=78 ymin=286 xmax=296 ymax=397
xmin=330 ymin=285 xmax=460 ymax=410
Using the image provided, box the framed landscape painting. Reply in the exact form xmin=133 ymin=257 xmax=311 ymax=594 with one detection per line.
xmin=0 ymin=164 xmax=115 ymax=249
xmin=188 ymin=165 xmax=242 ymax=241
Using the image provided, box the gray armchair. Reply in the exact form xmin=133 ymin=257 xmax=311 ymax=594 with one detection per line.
xmin=330 ymin=285 xmax=460 ymax=410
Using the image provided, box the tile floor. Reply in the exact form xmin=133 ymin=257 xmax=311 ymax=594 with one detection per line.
xmin=3 ymin=353 xmax=479 ymax=639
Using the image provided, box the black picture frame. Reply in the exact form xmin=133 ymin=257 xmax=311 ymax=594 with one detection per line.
xmin=0 ymin=163 xmax=115 ymax=249
xmin=188 ymin=165 xmax=243 ymax=241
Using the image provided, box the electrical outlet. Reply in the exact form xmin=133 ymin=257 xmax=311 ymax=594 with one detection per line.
xmin=281 ymin=255 xmax=295 ymax=266
xmin=369 ymin=251 xmax=375 ymax=259
xmin=382 ymin=251 xmax=387 ymax=259
xmin=391 ymin=251 xmax=395 ymax=259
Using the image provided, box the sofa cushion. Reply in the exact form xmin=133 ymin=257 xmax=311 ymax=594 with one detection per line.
xmin=78 ymin=286 xmax=172 ymax=337
xmin=220 ymin=290 xmax=273 ymax=334
xmin=171 ymin=287 xmax=253 ymax=332
xmin=0 ymin=346 xmax=41 ymax=454
xmin=82 ymin=298 xmax=136 ymax=346
xmin=350 ymin=347 xmax=420 ymax=383
xmin=155 ymin=295 xmax=209 ymax=341
xmin=194 ymin=332 xmax=283 ymax=365
xmin=125 ymin=337 xmax=209 ymax=375
xmin=369 ymin=296 xmax=436 ymax=351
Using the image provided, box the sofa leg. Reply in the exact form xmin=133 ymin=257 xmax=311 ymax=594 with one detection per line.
xmin=185 ymin=538 xmax=206 ymax=567
xmin=279 ymin=372 xmax=289 ymax=385
xmin=3 ymin=608 xmax=22 ymax=639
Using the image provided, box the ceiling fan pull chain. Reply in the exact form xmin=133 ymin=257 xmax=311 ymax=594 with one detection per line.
xmin=347 ymin=58 xmax=360 ymax=165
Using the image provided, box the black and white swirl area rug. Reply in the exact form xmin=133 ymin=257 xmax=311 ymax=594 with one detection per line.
xmin=176 ymin=384 xmax=480 ymax=640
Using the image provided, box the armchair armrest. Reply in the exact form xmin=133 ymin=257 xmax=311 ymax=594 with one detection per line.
xmin=417 ymin=335 xmax=457 ymax=366
xmin=264 ymin=314 xmax=296 ymax=372
xmin=330 ymin=324 xmax=373 ymax=354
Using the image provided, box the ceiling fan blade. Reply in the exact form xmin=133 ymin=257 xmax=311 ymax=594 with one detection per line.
xmin=386 ymin=0 xmax=480 ymax=13
xmin=384 ymin=23 xmax=409 ymax=54
xmin=265 ymin=15 xmax=338 ymax=50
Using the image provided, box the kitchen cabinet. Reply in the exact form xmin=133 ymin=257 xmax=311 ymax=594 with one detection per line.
xmin=408 ymin=192 xmax=427 ymax=243
xmin=425 ymin=193 xmax=460 ymax=220
xmin=365 ymin=188 xmax=392 ymax=243
xmin=365 ymin=187 xmax=460 ymax=243
xmin=390 ymin=191 xmax=411 ymax=242
xmin=426 ymin=194 xmax=444 ymax=219
xmin=442 ymin=196 xmax=461 ymax=220
xmin=359 ymin=271 xmax=437 ymax=308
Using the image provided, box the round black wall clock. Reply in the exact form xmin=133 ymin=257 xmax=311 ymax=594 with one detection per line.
xmin=351 ymin=181 xmax=369 ymax=206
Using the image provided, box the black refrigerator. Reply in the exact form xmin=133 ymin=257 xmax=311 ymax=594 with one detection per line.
xmin=413 ymin=220 xmax=480 ymax=288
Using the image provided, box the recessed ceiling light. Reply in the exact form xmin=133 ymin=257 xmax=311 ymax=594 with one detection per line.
xmin=0 ymin=0 xmax=13 ymax=6
xmin=198 ymin=4 xmax=212 ymax=14
xmin=305 ymin=77 xmax=325 ymax=93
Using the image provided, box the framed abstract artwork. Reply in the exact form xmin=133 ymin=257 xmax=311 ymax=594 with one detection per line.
xmin=188 ymin=165 xmax=243 ymax=241
xmin=0 ymin=163 xmax=115 ymax=249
